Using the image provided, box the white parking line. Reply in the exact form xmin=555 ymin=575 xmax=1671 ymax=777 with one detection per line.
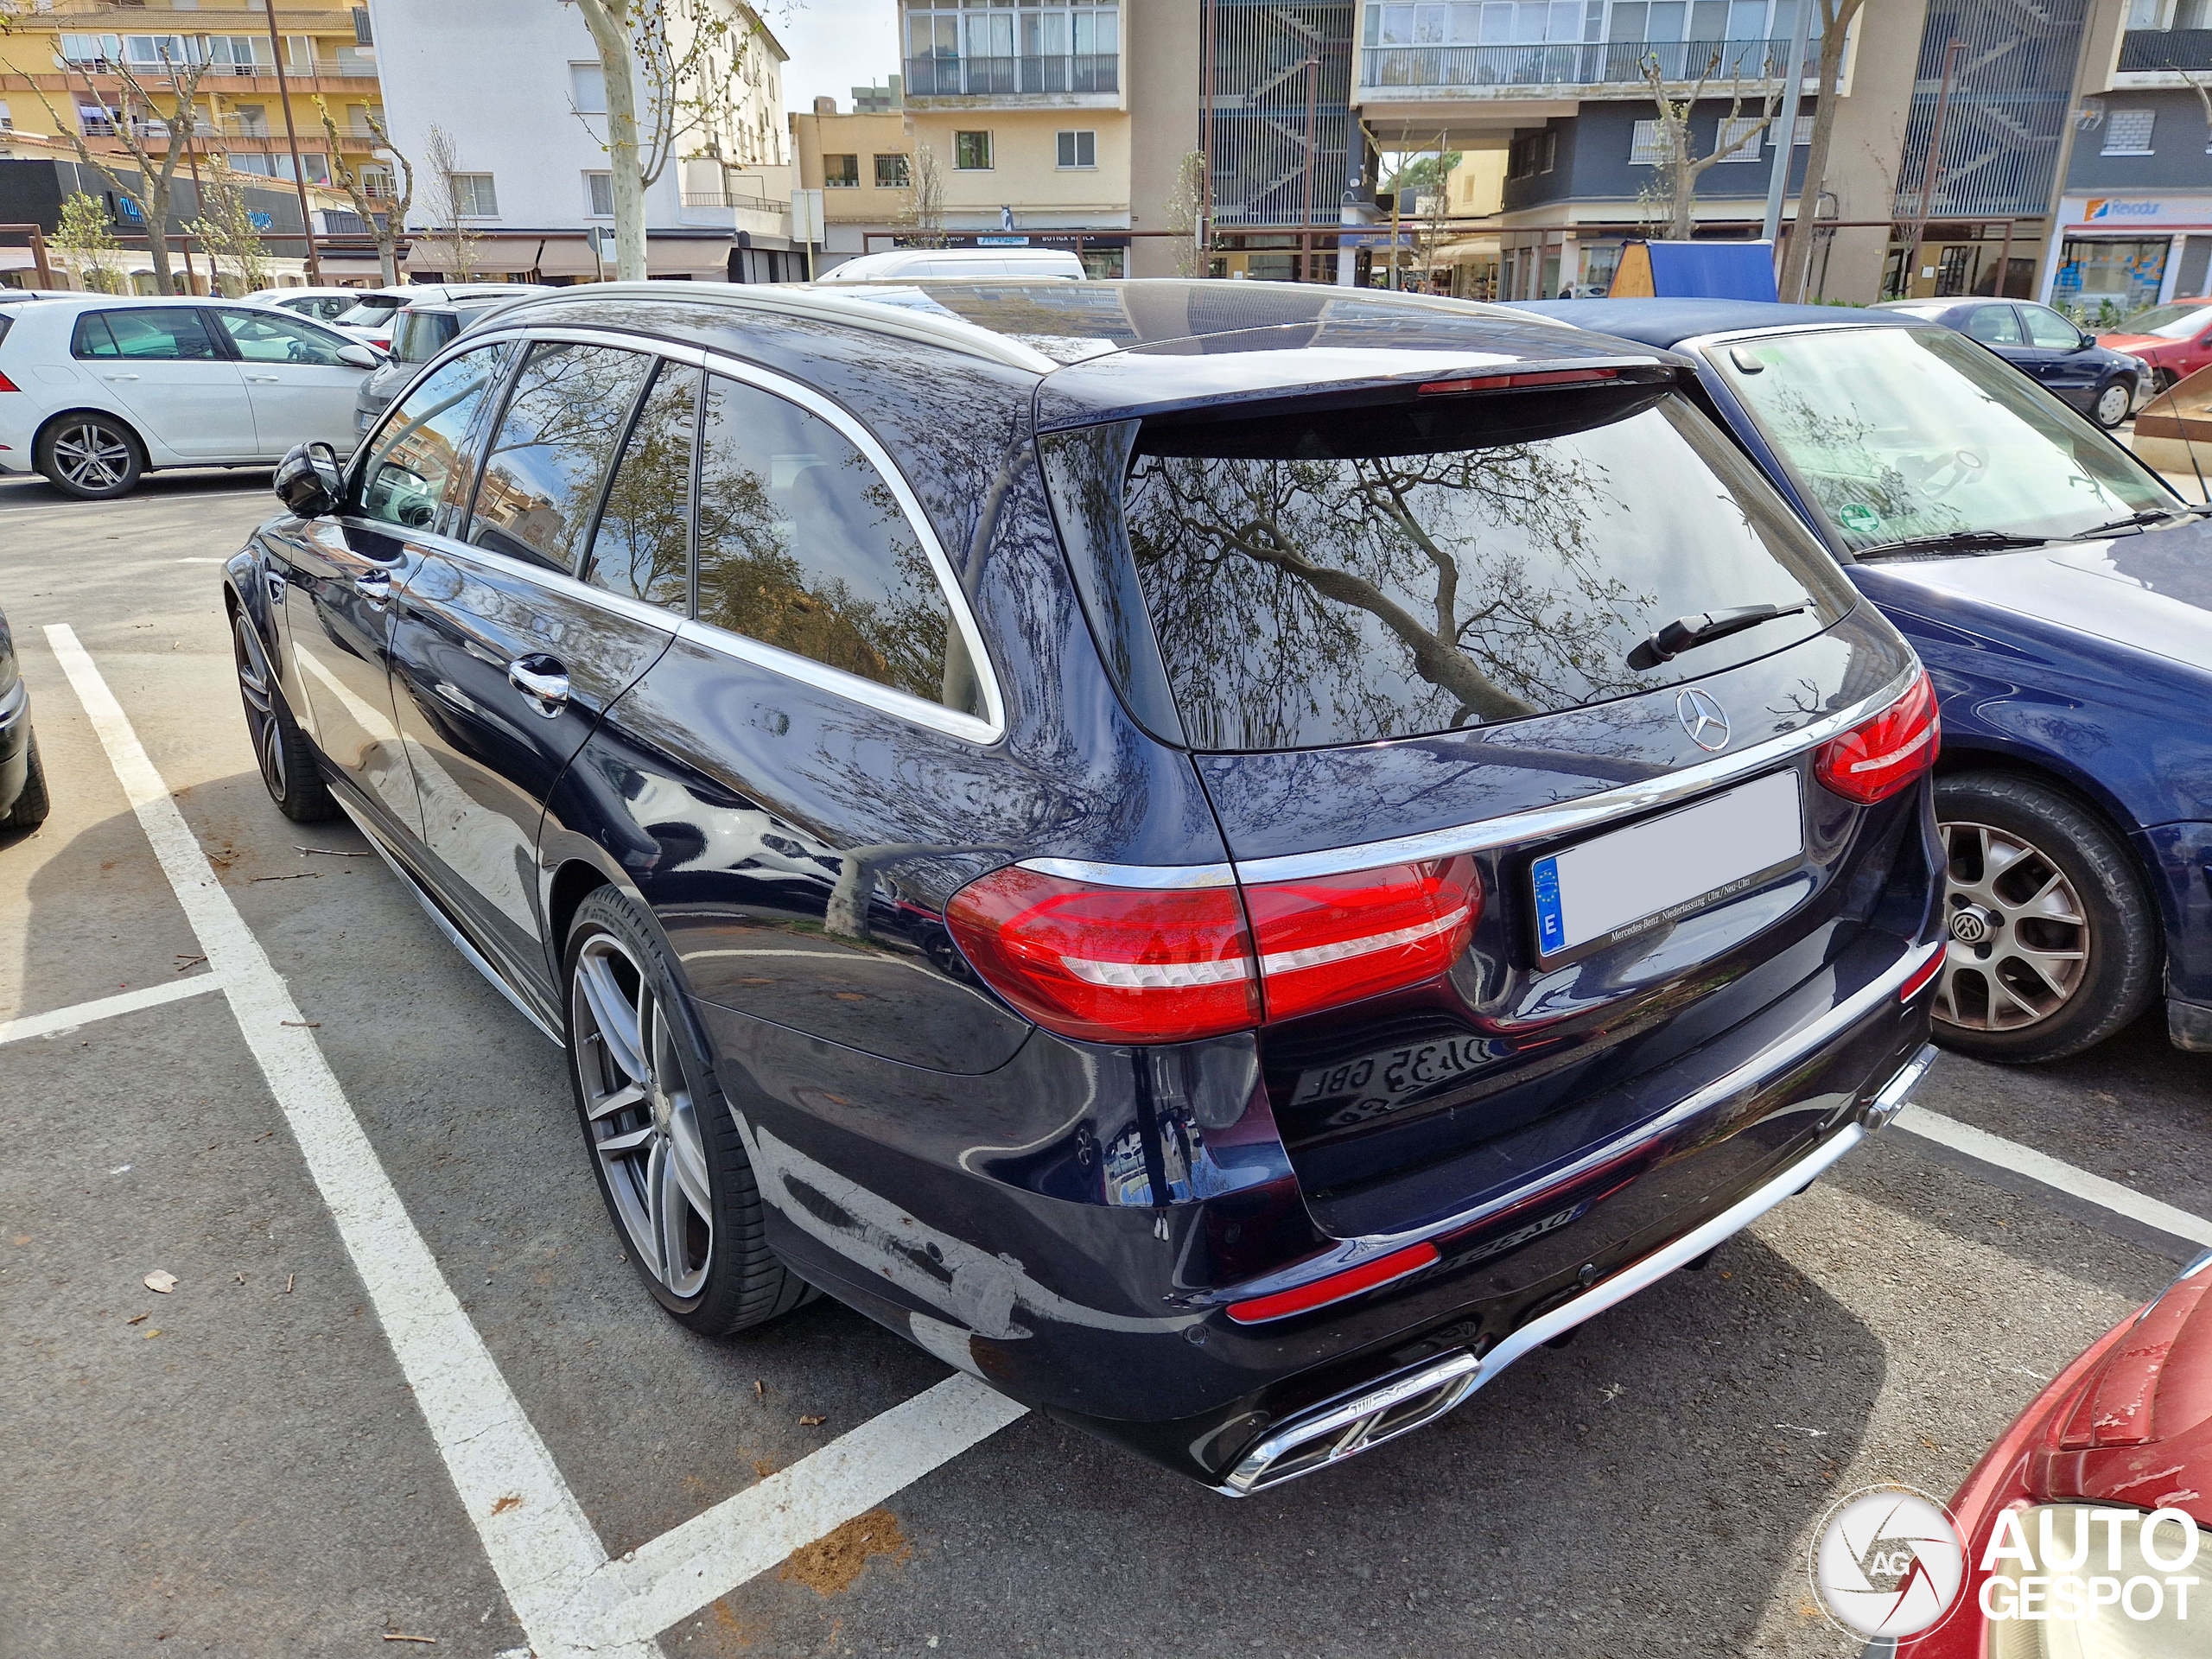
xmin=44 ymin=623 xmax=1027 ymax=1654
xmin=0 ymin=973 xmax=223 ymax=1046
xmin=1894 ymin=1104 xmax=2212 ymax=1249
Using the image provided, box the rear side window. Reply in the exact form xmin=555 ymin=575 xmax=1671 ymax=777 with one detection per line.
xmin=582 ymin=360 xmax=698 ymax=613
xmin=355 ymin=344 xmax=509 ymax=531
xmin=72 ymin=308 xmax=222 ymax=361
xmin=693 ymin=372 xmax=981 ymax=716
xmin=391 ymin=308 xmax=460 ymax=363
xmin=1962 ymin=306 xmax=2022 ymax=346
xmin=468 ymin=342 xmax=652 ymax=572
xmin=1044 ymin=391 xmax=1854 ymax=751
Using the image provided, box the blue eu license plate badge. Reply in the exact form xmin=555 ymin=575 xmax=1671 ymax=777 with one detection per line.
xmin=1532 ymin=854 xmax=1565 ymax=957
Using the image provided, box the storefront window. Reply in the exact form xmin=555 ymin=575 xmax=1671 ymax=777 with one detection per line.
xmin=2055 ymin=238 xmax=2170 ymax=324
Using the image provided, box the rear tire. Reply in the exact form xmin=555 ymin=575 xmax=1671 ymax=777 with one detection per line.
xmin=3 ymin=733 xmax=48 ymax=829
xmin=563 ymin=886 xmax=812 ymax=1336
xmin=36 ymin=413 xmax=143 ymax=499
xmin=1930 ymin=773 xmax=2157 ymax=1065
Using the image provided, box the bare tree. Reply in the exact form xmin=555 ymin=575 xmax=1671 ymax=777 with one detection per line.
xmin=54 ymin=190 xmax=123 ymax=292
xmin=188 ymin=170 xmax=270 ymax=295
xmin=317 ymin=98 xmax=413 ymax=287
xmin=1637 ymin=52 xmax=1781 ymax=240
xmin=897 ymin=143 xmax=947 ymax=248
xmin=1778 ymin=0 xmax=1867 ymax=302
xmin=34 ymin=43 xmax=215 ymax=292
xmin=571 ymin=0 xmax=771 ymax=283
xmin=1165 ymin=149 xmax=1207 ymax=277
xmin=420 ymin=124 xmax=480 ymax=281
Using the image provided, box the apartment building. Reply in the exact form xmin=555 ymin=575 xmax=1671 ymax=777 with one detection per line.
xmin=0 ymin=0 xmax=387 ymax=287
xmin=790 ymin=90 xmax=913 ymax=263
xmin=2037 ymin=2 xmax=2212 ymax=315
xmin=363 ymin=0 xmax=798 ymax=283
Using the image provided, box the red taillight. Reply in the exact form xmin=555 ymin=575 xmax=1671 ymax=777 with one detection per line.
xmin=0 ymin=370 xmax=19 ymax=393
xmin=944 ymin=866 xmax=1261 ymax=1044
xmin=1225 ymin=1241 xmax=1440 ymax=1324
xmin=1243 ymin=856 xmax=1480 ymax=1022
xmin=1419 ymin=368 xmax=1618 ymax=395
xmin=1815 ymin=671 xmax=1941 ymax=804
xmin=945 ymin=855 xmax=1483 ymax=1045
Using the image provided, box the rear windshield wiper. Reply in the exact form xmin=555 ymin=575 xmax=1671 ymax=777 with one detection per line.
xmin=1628 ymin=601 xmax=1808 ymax=671
xmin=1854 ymin=530 xmax=2050 ymax=559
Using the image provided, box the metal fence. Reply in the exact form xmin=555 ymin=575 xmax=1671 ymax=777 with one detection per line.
xmin=1893 ymin=0 xmax=2086 ymax=222
xmin=1358 ymin=35 xmax=1793 ymax=92
xmin=1207 ymin=0 xmax=1354 ymax=227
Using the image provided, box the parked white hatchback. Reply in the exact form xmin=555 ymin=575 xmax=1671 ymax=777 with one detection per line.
xmin=0 ymin=296 xmax=380 ymax=499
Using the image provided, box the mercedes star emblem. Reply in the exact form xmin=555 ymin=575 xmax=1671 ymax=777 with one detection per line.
xmin=1676 ymin=688 xmax=1732 ymax=752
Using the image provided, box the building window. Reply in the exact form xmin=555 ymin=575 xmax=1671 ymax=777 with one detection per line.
xmin=586 ymin=171 xmax=613 ymax=216
xmin=1716 ymin=115 xmax=1764 ymax=159
xmin=1794 ymin=112 xmax=1812 ymax=145
xmin=452 ymin=174 xmax=499 ymax=217
xmin=953 ymin=130 xmax=992 ymax=169
xmin=900 ymin=2 xmax=1119 ymax=96
xmin=353 ymin=6 xmax=373 ymax=44
xmin=874 ymin=152 xmax=911 ymax=187
xmin=2103 ymin=110 xmax=2156 ymax=155
xmin=1630 ymin=118 xmax=1666 ymax=165
xmin=1508 ymin=127 xmax=1556 ymax=177
xmin=571 ymin=62 xmax=607 ymax=116
xmin=824 ymin=152 xmax=860 ymax=187
xmin=1056 ymin=129 xmax=1096 ymax=168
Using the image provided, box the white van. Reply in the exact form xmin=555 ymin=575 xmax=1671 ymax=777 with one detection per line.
xmin=814 ymin=247 xmax=1085 ymax=283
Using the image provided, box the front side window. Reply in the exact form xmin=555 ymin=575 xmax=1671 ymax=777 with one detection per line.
xmin=355 ymin=345 xmax=510 ymax=531
xmin=583 ymin=361 xmax=699 ymax=613
xmin=1045 ymin=391 xmax=1852 ymax=750
xmin=72 ymin=307 xmax=223 ymax=360
xmin=468 ymin=341 xmax=652 ymax=572
xmin=694 ymin=373 xmax=980 ymax=716
xmin=824 ymin=153 xmax=860 ymax=187
xmin=954 ymin=130 xmax=992 ymax=169
xmin=389 ymin=308 xmax=460 ymax=363
xmin=1711 ymin=326 xmax=2171 ymax=554
xmin=213 ymin=308 xmax=353 ymax=365
xmin=2021 ymin=305 xmax=2084 ymax=349
xmin=875 ymin=152 xmax=911 ymax=187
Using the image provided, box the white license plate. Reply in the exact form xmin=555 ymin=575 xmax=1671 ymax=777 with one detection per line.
xmin=1530 ymin=769 xmax=1803 ymax=963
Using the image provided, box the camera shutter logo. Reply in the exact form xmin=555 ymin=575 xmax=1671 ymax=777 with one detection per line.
xmin=1810 ymin=1484 xmax=1968 ymax=1638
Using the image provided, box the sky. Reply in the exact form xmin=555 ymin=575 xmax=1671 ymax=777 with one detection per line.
xmin=763 ymin=0 xmax=903 ymax=116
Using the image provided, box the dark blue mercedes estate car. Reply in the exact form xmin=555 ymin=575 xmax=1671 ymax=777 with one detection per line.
xmin=226 ymin=281 xmax=1942 ymax=1492
xmin=1518 ymin=299 xmax=2212 ymax=1068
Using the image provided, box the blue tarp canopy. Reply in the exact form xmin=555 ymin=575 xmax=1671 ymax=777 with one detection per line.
xmin=1610 ymin=239 xmax=1779 ymax=302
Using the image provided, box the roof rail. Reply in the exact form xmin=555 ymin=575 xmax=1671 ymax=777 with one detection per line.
xmin=484 ymin=281 xmax=1062 ymax=376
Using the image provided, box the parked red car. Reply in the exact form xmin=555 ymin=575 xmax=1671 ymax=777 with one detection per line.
xmin=1891 ymin=1252 xmax=2212 ymax=1657
xmin=2100 ymin=298 xmax=2212 ymax=393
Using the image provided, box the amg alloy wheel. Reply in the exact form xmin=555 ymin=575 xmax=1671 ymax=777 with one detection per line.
xmin=37 ymin=415 xmax=142 ymax=499
xmin=563 ymin=887 xmax=810 ymax=1333
xmin=232 ymin=611 xmax=334 ymax=823
xmin=1931 ymin=774 xmax=2157 ymax=1064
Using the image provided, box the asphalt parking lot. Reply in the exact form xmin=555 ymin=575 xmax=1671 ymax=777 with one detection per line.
xmin=3 ymin=468 xmax=2209 ymax=1659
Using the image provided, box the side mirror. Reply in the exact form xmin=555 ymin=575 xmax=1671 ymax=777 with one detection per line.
xmin=336 ymin=342 xmax=379 ymax=369
xmin=274 ymin=441 xmax=344 ymax=518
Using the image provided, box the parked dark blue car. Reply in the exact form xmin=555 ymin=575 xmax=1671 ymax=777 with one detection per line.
xmin=228 ymin=282 xmax=1942 ymax=1492
xmin=1876 ymin=296 xmax=2148 ymax=430
xmin=1517 ymin=298 xmax=2212 ymax=1065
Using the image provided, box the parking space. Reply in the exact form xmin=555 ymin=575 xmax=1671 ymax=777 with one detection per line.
xmin=3 ymin=473 xmax=2208 ymax=1659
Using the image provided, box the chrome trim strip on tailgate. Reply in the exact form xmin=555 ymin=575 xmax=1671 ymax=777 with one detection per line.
xmin=1232 ymin=666 xmax=1916 ymax=886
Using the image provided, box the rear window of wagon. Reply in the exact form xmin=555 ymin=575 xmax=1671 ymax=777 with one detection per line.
xmin=1040 ymin=389 xmax=1858 ymax=752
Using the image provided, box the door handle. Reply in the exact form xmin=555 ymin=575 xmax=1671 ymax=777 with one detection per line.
xmin=246 ymin=374 xmax=282 ymax=384
xmin=353 ymin=569 xmax=393 ymax=605
xmin=102 ymin=373 xmax=140 ymax=383
xmin=507 ymin=654 xmax=569 ymax=717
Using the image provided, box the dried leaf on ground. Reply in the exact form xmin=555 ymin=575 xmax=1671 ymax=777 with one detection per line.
xmin=798 ymin=1414 xmax=826 ymax=1427
xmin=143 ymin=1270 xmax=177 ymax=1294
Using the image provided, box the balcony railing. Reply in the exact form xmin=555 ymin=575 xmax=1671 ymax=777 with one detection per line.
xmin=66 ymin=53 xmax=381 ymax=81
xmin=1358 ymin=35 xmax=1792 ymax=92
xmin=681 ymin=189 xmax=780 ymax=213
xmin=2118 ymin=28 xmax=2212 ymax=72
xmin=903 ymin=52 xmax=1116 ymax=96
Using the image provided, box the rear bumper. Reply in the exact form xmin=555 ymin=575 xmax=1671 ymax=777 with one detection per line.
xmin=0 ymin=678 xmax=31 ymax=815
xmin=733 ymin=937 xmax=1941 ymax=1487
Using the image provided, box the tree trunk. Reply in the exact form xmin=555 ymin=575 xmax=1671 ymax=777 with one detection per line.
xmin=1779 ymin=3 xmax=1857 ymax=302
xmin=577 ymin=0 xmax=651 ymax=283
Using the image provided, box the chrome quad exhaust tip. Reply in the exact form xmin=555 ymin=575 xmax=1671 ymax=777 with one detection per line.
xmin=1212 ymin=1350 xmax=1483 ymax=1497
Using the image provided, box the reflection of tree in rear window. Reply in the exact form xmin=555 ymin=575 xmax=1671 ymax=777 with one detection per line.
xmin=1112 ymin=397 xmax=1837 ymax=750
